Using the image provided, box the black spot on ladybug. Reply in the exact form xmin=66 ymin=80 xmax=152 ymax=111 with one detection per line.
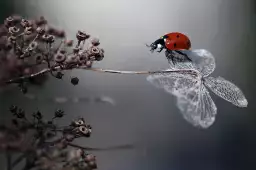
xmin=174 ymin=43 xmax=177 ymax=47
xmin=176 ymin=35 xmax=180 ymax=38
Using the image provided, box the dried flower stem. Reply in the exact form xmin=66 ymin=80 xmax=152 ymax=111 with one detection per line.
xmin=68 ymin=143 xmax=134 ymax=151
xmin=5 ymin=66 xmax=199 ymax=84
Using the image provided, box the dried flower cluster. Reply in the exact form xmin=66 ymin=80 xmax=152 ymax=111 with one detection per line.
xmin=0 ymin=15 xmax=105 ymax=92
xmin=0 ymin=15 xmax=136 ymax=170
xmin=1 ymin=105 xmax=97 ymax=170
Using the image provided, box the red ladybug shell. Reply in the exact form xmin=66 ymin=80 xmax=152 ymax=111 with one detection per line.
xmin=164 ymin=32 xmax=191 ymax=50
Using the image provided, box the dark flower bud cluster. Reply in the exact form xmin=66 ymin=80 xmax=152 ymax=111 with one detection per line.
xmin=2 ymin=105 xmax=98 ymax=170
xmin=0 ymin=15 xmax=105 ymax=91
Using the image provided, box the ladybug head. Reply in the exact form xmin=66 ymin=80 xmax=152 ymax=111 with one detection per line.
xmin=147 ymin=36 xmax=167 ymax=52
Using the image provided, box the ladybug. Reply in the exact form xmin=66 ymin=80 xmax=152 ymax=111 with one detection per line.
xmin=146 ymin=32 xmax=192 ymax=64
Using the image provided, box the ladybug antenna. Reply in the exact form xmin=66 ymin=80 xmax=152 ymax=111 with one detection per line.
xmin=145 ymin=43 xmax=151 ymax=47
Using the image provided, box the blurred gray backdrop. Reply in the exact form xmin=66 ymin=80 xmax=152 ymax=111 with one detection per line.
xmin=0 ymin=0 xmax=256 ymax=170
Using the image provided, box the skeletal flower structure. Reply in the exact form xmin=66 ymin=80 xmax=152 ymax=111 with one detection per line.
xmin=147 ymin=49 xmax=248 ymax=128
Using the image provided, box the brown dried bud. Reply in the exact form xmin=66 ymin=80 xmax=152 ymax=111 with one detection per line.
xmin=4 ymin=16 xmax=15 ymax=27
xmin=24 ymin=27 xmax=33 ymax=35
xmin=79 ymin=52 xmax=88 ymax=63
xmin=28 ymin=41 xmax=38 ymax=51
xmin=21 ymin=19 xmax=30 ymax=28
xmin=71 ymin=118 xmax=85 ymax=127
xmin=54 ymin=52 xmax=66 ymax=63
xmin=87 ymin=46 xmax=104 ymax=61
xmin=8 ymin=26 xmax=20 ymax=35
xmin=85 ymin=60 xmax=93 ymax=67
xmin=90 ymin=46 xmax=100 ymax=55
xmin=8 ymin=36 xmax=16 ymax=44
xmin=36 ymin=27 xmax=45 ymax=35
xmin=42 ymin=34 xmax=55 ymax=43
xmin=76 ymin=30 xmax=90 ymax=41
xmin=79 ymin=126 xmax=91 ymax=137
xmin=97 ymin=48 xmax=105 ymax=61
xmin=91 ymin=37 xmax=100 ymax=46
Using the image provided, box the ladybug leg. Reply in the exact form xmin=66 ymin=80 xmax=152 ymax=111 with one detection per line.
xmin=174 ymin=50 xmax=192 ymax=62
xmin=157 ymin=46 xmax=164 ymax=53
xmin=165 ymin=50 xmax=176 ymax=65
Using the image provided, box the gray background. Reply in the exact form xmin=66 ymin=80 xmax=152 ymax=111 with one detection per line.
xmin=0 ymin=0 xmax=256 ymax=170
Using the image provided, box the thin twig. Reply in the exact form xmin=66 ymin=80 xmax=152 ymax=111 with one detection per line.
xmin=68 ymin=143 xmax=134 ymax=151
xmin=5 ymin=66 xmax=200 ymax=84
xmin=11 ymin=154 xmax=26 ymax=169
xmin=6 ymin=152 xmax=12 ymax=170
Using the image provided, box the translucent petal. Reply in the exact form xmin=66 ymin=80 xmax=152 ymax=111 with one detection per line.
xmin=176 ymin=85 xmax=217 ymax=128
xmin=146 ymin=71 xmax=200 ymax=98
xmin=147 ymin=71 xmax=217 ymax=128
xmin=166 ymin=49 xmax=216 ymax=77
xmin=204 ymin=76 xmax=248 ymax=107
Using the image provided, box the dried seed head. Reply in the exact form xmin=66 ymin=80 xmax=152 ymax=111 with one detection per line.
xmin=96 ymin=48 xmax=105 ymax=61
xmin=24 ymin=26 xmax=33 ymax=35
xmin=8 ymin=36 xmax=16 ymax=44
xmin=21 ymin=19 xmax=30 ymax=28
xmin=90 ymin=46 xmax=100 ymax=55
xmin=87 ymin=46 xmax=104 ymax=61
xmin=42 ymin=34 xmax=55 ymax=43
xmin=54 ymin=52 xmax=66 ymax=63
xmin=4 ymin=16 xmax=15 ymax=27
xmin=79 ymin=52 xmax=89 ymax=63
xmin=36 ymin=27 xmax=45 ymax=35
xmin=91 ymin=37 xmax=100 ymax=46
xmin=71 ymin=118 xmax=85 ymax=127
xmin=28 ymin=41 xmax=38 ymax=51
xmin=76 ymin=30 xmax=89 ymax=41
xmin=79 ymin=126 xmax=91 ymax=137
xmin=85 ymin=60 xmax=93 ymax=68
xmin=8 ymin=26 xmax=20 ymax=35
xmin=6 ymin=16 xmax=14 ymax=23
